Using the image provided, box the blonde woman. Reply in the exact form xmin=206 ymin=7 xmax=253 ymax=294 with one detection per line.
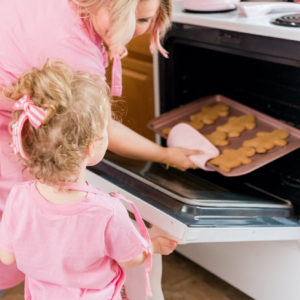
xmin=0 ymin=0 xmax=199 ymax=296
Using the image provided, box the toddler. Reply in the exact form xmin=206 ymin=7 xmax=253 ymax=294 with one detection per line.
xmin=0 ymin=61 xmax=177 ymax=300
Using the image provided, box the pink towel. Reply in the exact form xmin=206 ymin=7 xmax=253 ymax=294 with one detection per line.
xmin=167 ymin=123 xmax=219 ymax=171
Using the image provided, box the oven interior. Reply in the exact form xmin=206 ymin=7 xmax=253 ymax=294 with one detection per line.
xmin=158 ymin=24 xmax=300 ymax=215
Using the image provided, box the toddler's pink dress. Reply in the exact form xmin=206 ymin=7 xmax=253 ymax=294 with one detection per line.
xmin=0 ymin=0 xmax=121 ymax=287
xmin=0 ymin=181 xmax=150 ymax=299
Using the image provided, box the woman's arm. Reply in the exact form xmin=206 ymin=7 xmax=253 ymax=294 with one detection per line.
xmin=0 ymin=248 xmax=16 ymax=265
xmin=118 ymin=236 xmax=177 ymax=269
xmin=108 ymin=120 xmax=201 ymax=171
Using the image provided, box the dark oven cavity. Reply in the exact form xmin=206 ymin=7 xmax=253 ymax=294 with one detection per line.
xmin=159 ymin=23 xmax=300 ymax=213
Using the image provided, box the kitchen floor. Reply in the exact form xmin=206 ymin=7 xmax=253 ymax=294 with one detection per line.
xmin=162 ymin=252 xmax=253 ymax=300
xmin=2 ymin=252 xmax=252 ymax=300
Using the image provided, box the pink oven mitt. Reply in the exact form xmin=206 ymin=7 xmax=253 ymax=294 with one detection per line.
xmin=167 ymin=123 xmax=220 ymax=171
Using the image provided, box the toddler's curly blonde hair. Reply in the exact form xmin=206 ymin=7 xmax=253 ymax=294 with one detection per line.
xmin=3 ymin=61 xmax=111 ymax=185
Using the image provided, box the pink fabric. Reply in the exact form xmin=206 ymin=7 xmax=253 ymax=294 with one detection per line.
xmin=0 ymin=217 xmax=24 ymax=289
xmin=167 ymin=123 xmax=220 ymax=171
xmin=0 ymin=125 xmax=26 ymax=289
xmin=0 ymin=0 xmax=122 ymax=287
xmin=110 ymin=193 xmax=152 ymax=297
xmin=111 ymin=57 xmax=123 ymax=97
xmin=11 ymin=95 xmax=47 ymax=159
xmin=0 ymin=181 xmax=149 ymax=299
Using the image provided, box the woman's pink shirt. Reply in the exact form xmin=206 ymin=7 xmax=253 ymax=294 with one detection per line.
xmin=0 ymin=0 xmax=116 ymax=288
xmin=0 ymin=181 xmax=147 ymax=299
xmin=0 ymin=0 xmax=108 ymax=198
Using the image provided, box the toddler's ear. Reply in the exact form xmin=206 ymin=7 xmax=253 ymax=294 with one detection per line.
xmin=86 ymin=142 xmax=95 ymax=158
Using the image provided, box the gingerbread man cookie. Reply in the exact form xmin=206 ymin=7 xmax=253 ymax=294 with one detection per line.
xmin=243 ymin=129 xmax=289 ymax=153
xmin=189 ymin=119 xmax=204 ymax=130
xmin=205 ymin=131 xmax=229 ymax=146
xmin=190 ymin=103 xmax=229 ymax=125
xmin=209 ymin=147 xmax=256 ymax=172
xmin=216 ymin=114 xmax=256 ymax=137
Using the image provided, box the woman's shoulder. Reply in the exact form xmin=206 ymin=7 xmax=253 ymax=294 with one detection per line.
xmin=0 ymin=0 xmax=106 ymax=79
xmin=0 ymin=0 xmax=86 ymax=46
xmin=0 ymin=0 xmax=72 ymax=26
xmin=0 ymin=0 xmax=78 ymax=53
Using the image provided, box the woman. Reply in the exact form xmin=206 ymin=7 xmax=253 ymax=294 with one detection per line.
xmin=0 ymin=0 xmax=200 ymax=296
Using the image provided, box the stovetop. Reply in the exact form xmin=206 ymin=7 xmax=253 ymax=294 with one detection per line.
xmin=172 ymin=1 xmax=300 ymax=42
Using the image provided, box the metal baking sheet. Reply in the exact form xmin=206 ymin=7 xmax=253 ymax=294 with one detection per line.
xmin=148 ymin=94 xmax=300 ymax=176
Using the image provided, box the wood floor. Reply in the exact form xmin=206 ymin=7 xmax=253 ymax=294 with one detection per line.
xmin=2 ymin=252 xmax=253 ymax=300
xmin=162 ymin=252 xmax=253 ymax=300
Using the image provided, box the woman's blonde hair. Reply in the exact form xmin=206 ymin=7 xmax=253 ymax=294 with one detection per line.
xmin=3 ymin=61 xmax=111 ymax=185
xmin=71 ymin=0 xmax=172 ymax=57
xmin=71 ymin=0 xmax=138 ymax=56
xmin=149 ymin=0 xmax=172 ymax=58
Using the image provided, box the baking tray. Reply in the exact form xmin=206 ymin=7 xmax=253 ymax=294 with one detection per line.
xmin=148 ymin=94 xmax=300 ymax=176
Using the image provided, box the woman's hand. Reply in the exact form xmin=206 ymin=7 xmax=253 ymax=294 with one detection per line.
xmin=151 ymin=236 xmax=178 ymax=256
xmin=161 ymin=147 xmax=202 ymax=171
xmin=108 ymin=121 xmax=202 ymax=171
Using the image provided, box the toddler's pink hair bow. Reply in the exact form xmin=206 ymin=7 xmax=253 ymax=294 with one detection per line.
xmin=11 ymin=95 xmax=47 ymax=159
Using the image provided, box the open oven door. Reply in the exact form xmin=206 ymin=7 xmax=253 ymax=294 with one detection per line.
xmin=87 ymin=152 xmax=300 ymax=244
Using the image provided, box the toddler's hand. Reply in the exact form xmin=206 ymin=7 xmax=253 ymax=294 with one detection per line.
xmin=151 ymin=236 xmax=178 ymax=255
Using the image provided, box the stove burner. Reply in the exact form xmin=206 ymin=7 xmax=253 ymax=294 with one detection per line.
xmin=183 ymin=8 xmax=236 ymax=14
xmin=272 ymin=14 xmax=300 ymax=27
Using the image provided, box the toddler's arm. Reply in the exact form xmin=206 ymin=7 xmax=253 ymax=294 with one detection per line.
xmin=0 ymin=248 xmax=16 ymax=265
xmin=118 ymin=236 xmax=177 ymax=269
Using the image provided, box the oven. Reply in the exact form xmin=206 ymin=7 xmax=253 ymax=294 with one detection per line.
xmin=88 ymin=13 xmax=300 ymax=244
xmin=87 ymin=3 xmax=300 ymax=299
xmin=156 ymin=23 xmax=300 ymax=218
